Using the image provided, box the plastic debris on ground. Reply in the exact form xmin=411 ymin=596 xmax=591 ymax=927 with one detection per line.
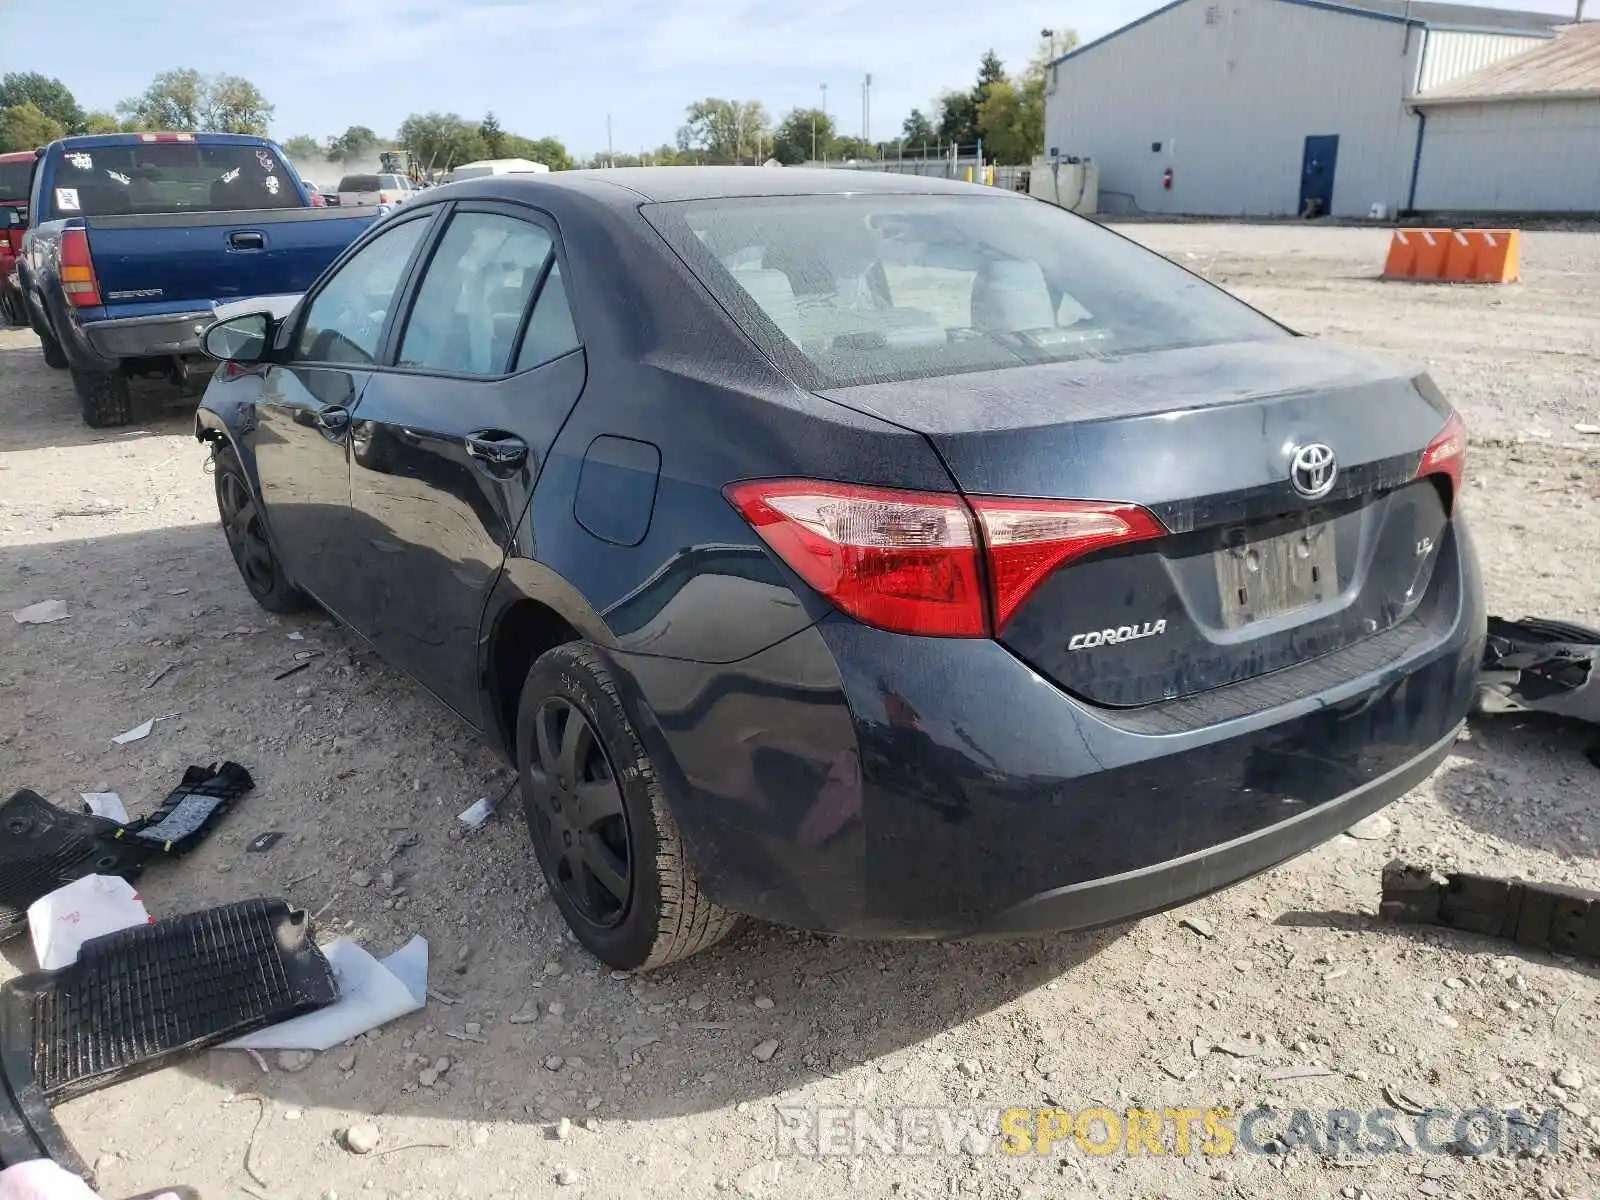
xmin=223 ymin=935 xmax=428 ymax=1051
xmin=110 ymin=715 xmax=176 ymax=745
xmin=1478 ymin=615 xmax=1600 ymax=725
xmin=0 ymin=763 xmax=253 ymax=941
xmin=27 ymin=875 xmax=153 ymax=970
xmin=457 ymin=796 xmax=495 ymax=831
xmin=9 ymin=601 xmax=69 ymax=625
xmin=80 ymin=792 xmax=129 ymax=823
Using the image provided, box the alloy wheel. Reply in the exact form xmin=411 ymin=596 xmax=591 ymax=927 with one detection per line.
xmin=217 ymin=470 xmax=275 ymax=594
xmin=525 ymin=697 xmax=633 ymax=928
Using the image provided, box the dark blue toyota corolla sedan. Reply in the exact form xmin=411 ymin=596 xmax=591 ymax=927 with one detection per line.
xmin=195 ymin=167 xmax=1483 ymax=970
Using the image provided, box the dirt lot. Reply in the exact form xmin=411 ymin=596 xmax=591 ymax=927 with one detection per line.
xmin=1 ymin=223 xmax=1597 ymax=1200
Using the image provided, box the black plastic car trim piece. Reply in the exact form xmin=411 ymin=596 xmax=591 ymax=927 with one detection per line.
xmin=0 ymin=790 xmax=148 ymax=944
xmin=1 ymin=898 xmax=337 ymax=1105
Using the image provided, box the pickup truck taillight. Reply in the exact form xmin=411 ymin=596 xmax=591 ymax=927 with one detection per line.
xmin=60 ymin=228 xmax=102 ymax=308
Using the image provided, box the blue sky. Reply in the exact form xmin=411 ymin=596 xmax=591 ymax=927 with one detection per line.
xmin=12 ymin=0 xmax=1576 ymax=158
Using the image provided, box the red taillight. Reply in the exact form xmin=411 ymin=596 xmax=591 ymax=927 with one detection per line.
xmin=724 ymin=479 xmax=1167 ymax=638
xmin=1416 ymin=411 xmax=1467 ymax=505
xmin=726 ymin=480 xmax=986 ymax=636
xmin=969 ymin=497 xmax=1169 ymax=629
xmin=309 ymin=192 xmax=326 ymax=207
xmin=60 ymin=227 xmax=101 ymax=308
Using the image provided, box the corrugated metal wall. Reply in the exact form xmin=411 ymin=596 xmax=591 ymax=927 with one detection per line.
xmin=1416 ymin=31 xmax=1549 ymax=93
xmin=1043 ymin=0 xmax=1423 ymax=217
xmin=1414 ymin=100 xmax=1600 ymax=211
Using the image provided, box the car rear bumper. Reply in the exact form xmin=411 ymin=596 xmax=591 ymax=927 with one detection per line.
xmin=984 ymin=723 xmax=1458 ymax=934
xmin=82 ymin=309 xmax=214 ymax=361
xmin=614 ymin=514 xmax=1484 ymax=939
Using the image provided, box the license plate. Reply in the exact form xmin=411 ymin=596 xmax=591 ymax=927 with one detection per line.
xmin=1216 ymin=521 xmax=1336 ymax=628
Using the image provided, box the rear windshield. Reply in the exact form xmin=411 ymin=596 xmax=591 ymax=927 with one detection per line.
xmin=643 ymin=193 xmax=1286 ymax=389
xmin=0 ymin=159 xmax=32 ymax=202
xmin=340 ymin=175 xmax=380 ymax=191
xmin=44 ymin=142 xmax=301 ymax=220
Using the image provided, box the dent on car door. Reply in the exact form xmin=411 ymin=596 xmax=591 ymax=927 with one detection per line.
xmin=348 ymin=206 xmax=585 ymax=724
xmin=252 ymin=215 xmax=433 ymax=618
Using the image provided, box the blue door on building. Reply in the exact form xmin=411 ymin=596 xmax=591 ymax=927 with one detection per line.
xmin=1299 ymin=135 xmax=1339 ymax=216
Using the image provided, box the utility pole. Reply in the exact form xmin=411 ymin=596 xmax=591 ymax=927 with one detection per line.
xmin=811 ymin=115 xmax=817 ymax=162
xmin=861 ymin=74 xmax=871 ymax=142
xmin=820 ymin=84 xmax=829 ymax=161
xmin=606 ymin=113 xmax=614 ymax=168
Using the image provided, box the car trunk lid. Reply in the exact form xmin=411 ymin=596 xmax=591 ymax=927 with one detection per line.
xmin=818 ymin=337 xmax=1462 ymax=707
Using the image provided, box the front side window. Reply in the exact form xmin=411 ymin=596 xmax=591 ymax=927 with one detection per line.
xmin=397 ymin=212 xmax=556 ymax=375
xmin=45 ymin=142 xmax=302 ymax=220
xmin=643 ymin=193 xmax=1287 ymax=390
xmin=293 ymin=217 xmax=430 ymax=365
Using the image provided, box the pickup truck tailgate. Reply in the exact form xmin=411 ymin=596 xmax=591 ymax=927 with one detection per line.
xmin=84 ymin=208 xmax=373 ymax=306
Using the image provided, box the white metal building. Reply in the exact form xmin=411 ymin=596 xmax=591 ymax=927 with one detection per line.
xmin=1042 ymin=0 xmax=1585 ymax=217
xmin=1412 ymin=21 xmax=1600 ymax=210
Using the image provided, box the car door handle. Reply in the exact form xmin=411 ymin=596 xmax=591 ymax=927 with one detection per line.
xmin=315 ymin=405 xmax=350 ymax=434
xmin=465 ymin=431 xmax=528 ymax=471
xmin=229 ymin=230 xmax=265 ymax=251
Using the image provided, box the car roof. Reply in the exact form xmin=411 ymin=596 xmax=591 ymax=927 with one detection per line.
xmin=430 ymin=166 xmax=1020 ymax=208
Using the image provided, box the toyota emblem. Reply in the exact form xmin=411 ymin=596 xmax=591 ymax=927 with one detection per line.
xmin=1289 ymin=443 xmax=1338 ymax=499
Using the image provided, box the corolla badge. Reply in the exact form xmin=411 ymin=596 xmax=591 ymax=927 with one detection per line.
xmin=1068 ymin=620 xmax=1167 ymax=651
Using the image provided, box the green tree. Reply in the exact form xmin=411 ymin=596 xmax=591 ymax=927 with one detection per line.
xmin=977 ymin=31 xmax=1078 ymax=165
xmin=0 ymin=102 xmax=63 ymax=152
xmin=479 ymin=112 xmax=506 ymax=158
xmin=831 ymin=136 xmax=878 ymax=161
xmin=396 ymin=112 xmax=485 ymax=173
xmin=936 ymin=89 xmax=977 ymax=148
xmin=116 ymin=69 xmax=272 ymax=134
xmin=281 ymin=135 xmax=323 ymax=161
xmin=205 ymin=73 xmax=273 ymax=134
xmin=676 ymin=99 xmax=770 ymax=164
xmin=938 ymin=50 xmax=1010 ymax=150
xmin=900 ymin=108 xmax=936 ymax=147
xmin=324 ymin=125 xmax=378 ymax=165
xmin=0 ymin=74 xmax=82 ymax=133
xmin=118 ymin=68 xmax=205 ymax=131
xmin=79 ymin=111 xmax=123 ymax=135
xmin=502 ymin=133 xmax=573 ymax=171
xmin=771 ymin=107 xmax=835 ymax=165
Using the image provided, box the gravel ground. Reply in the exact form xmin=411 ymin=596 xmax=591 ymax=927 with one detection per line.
xmin=0 ymin=222 xmax=1597 ymax=1200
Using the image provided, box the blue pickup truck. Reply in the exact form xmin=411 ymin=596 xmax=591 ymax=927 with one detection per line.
xmin=20 ymin=132 xmax=379 ymax=426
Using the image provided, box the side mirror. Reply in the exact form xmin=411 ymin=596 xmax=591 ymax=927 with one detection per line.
xmin=202 ymin=312 xmax=272 ymax=363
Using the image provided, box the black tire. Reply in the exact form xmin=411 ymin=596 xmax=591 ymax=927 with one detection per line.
xmin=213 ymin=446 xmax=310 ymax=614
xmin=517 ymin=642 xmax=739 ymax=971
xmin=70 ymin=367 xmax=132 ymax=428
xmin=38 ymin=323 xmax=69 ymax=370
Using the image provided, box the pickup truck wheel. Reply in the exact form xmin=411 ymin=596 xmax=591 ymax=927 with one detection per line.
xmin=70 ymin=368 xmax=132 ymax=428
xmin=517 ymin=643 xmax=740 ymax=971
xmin=214 ymin=447 xmax=311 ymax=614
xmin=37 ymin=325 xmax=69 ymax=370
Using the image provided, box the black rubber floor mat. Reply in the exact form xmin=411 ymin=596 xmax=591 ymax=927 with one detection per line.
xmin=1 ymin=898 xmax=337 ymax=1104
xmin=0 ymin=790 xmax=148 ymax=944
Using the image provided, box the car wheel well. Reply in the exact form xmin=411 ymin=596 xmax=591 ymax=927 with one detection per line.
xmin=490 ymin=599 xmax=581 ymax=756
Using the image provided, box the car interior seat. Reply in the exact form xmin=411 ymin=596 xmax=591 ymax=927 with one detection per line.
xmin=971 ymin=258 xmax=1057 ymax=333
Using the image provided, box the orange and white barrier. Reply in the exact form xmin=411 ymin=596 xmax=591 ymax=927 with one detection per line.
xmin=1383 ymin=228 xmax=1521 ymax=284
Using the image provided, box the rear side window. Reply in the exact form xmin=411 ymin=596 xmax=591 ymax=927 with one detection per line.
xmin=0 ymin=159 xmax=32 ymax=202
xmin=44 ymin=142 xmax=302 ymax=219
xmin=397 ymin=211 xmax=558 ymax=375
xmin=643 ymin=194 xmax=1286 ymax=389
xmin=294 ymin=217 xmax=430 ymax=365
xmin=515 ymin=262 xmax=578 ymax=371
xmin=340 ymin=174 xmax=380 ymax=192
